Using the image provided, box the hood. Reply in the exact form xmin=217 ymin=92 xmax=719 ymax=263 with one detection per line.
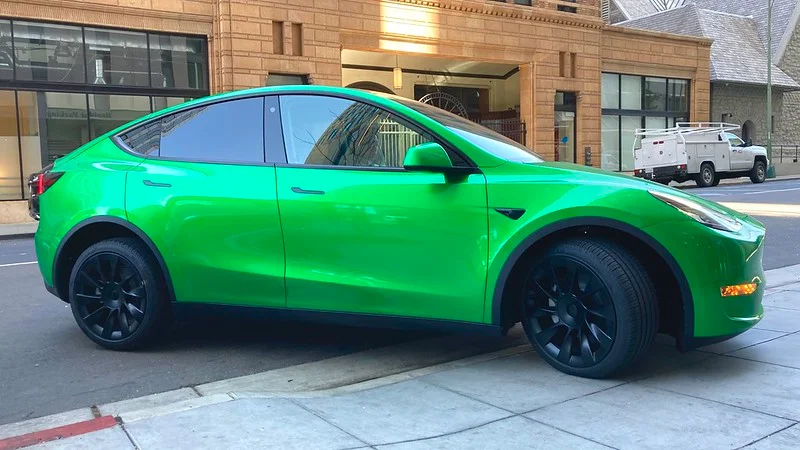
xmin=525 ymin=162 xmax=751 ymax=220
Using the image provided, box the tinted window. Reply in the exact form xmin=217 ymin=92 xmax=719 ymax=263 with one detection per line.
xmin=279 ymin=95 xmax=442 ymax=168
xmin=119 ymin=120 xmax=160 ymax=156
xmin=159 ymin=97 xmax=264 ymax=163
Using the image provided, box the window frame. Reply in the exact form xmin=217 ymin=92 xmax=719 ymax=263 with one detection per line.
xmin=114 ymin=90 xmax=481 ymax=171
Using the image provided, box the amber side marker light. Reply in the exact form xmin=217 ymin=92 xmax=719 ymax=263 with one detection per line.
xmin=721 ymin=283 xmax=758 ymax=297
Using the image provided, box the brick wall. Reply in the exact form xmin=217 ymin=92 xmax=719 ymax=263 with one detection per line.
xmin=710 ymin=83 xmax=784 ymax=145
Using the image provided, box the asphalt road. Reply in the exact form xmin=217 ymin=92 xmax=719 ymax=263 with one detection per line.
xmin=0 ymin=179 xmax=797 ymax=426
xmin=686 ymin=178 xmax=800 ymax=270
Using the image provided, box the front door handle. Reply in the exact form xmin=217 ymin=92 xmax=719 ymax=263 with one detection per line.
xmin=143 ymin=180 xmax=171 ymax=188
xmin=291 ymin=187 xmax=325 ymax=195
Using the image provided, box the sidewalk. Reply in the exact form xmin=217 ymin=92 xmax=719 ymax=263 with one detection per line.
xmin=671 ymin=173 xmax=800 ymax=189
xmin=1 ymin=265 xmax=799 ymax=449
xmin=0 ymin=222 xmax=37 ymax=241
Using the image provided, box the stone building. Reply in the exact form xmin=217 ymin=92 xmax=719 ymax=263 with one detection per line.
xmin=0 ymin=0 xmax=711 ymax=223
xmin=612 ymin=0 xmax=800 ymax=148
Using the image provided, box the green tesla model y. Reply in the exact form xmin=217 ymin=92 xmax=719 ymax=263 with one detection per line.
xmin=29 ymin=86 xmax=765 ymax=378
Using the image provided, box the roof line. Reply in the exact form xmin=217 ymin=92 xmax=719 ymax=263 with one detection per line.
xmin=695 ymin=8 xmax=753 ymax=20
xmin=612 ymin=0 xmax=632 ymax=21
xmin=617 ymin=2 xmax=691 ymax=25
xmin=775 ymin=0 xmax=800 ymax=62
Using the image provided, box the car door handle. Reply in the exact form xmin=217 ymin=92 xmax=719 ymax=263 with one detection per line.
xmin=143 ymin=180 xmax=171 ymax=188
xmin=291 ymin=187 xmax=325 ymax=195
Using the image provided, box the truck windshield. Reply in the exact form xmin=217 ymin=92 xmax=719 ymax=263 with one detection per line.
xmin=391 ymin=96 xmax=544 ymax=164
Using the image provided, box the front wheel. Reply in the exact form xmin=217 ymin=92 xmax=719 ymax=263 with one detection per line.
xmin=750 ymin=161 xmax=766 ymax=184
xmin=69 ymin=238 xmax=171 ymax=350
xmin=520 ymin=239 xmax=658 ymax=378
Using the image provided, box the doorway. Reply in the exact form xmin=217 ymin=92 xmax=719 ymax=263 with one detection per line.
xmin=742 ymin=120 xmax=756 ymax=144
xmin=555 ymin=92 xmax=577 ymax=163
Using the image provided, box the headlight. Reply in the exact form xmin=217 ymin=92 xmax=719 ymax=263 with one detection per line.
xmin=649 ymin=190 xmax=742 ymax=233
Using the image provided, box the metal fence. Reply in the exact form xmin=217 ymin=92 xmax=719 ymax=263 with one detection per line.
xmin=770 ymin=145 xmax=800 ymax=164
xmin=477 ymin=117 xmax=527 ymax=145
xmin=377 ymin=119 xmax=427 ymax=167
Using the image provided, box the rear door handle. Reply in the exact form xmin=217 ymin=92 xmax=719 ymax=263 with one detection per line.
xmin=291 ymin=187 xmax=325 ymax=195
xmin=143 ymin=180 xmax=171 ymax=188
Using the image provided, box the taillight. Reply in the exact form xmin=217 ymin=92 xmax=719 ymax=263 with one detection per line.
xmin=33 ymin=170 xmax=64 ymax=195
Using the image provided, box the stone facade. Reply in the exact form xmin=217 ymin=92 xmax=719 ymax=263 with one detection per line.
xmin=777 ymin=20 xmax=800 ymax=146
xmin=710 ymin=83 xmax=783 ymax=145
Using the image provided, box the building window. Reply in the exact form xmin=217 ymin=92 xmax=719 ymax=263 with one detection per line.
xmin=601 ymin=73 xmax=690 ymax=172
xmin=0 ymin=19 xmax=209 ymax=201
xmin=13 ymin=21 xmax=86 ymax=84
xmin=266 ymin=73 xmax=308 ymax=86
xmin=85 ymin=28 xmax=149 ymax=87
xmin=557 ymin=0 xmax=578 ymax=13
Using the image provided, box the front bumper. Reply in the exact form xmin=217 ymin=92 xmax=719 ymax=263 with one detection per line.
xmin=644 ymin=216 xmax=765 ymax=350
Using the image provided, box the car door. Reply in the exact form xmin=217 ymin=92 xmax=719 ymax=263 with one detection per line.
xmin=727 ymin=133 xmax=750 ymax=170
xmin=275 ymin=94 xmax=489 ymax=323
xmin=123 ymin=96 xmax=286 ymax=308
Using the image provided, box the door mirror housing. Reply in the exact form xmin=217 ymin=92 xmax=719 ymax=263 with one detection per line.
xmin=403 ymin=142 xmax=453 ymax=172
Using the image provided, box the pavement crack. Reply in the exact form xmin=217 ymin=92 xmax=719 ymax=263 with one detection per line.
xmin=289 ymin=399 xmax=372 ymax=448
xmin=734 ymin=422 xmax=798 ymax=449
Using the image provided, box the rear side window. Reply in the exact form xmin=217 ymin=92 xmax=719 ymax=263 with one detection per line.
xmin=118 ymin=97 xmax=266 ymax=164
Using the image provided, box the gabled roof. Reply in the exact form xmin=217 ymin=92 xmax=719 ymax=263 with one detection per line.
xmin=620 ymin=4 xmax=800 ymax=90
xmin=690 ymin=0 xmax=799 ymax=60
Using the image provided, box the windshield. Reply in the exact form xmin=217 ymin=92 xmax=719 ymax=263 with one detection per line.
xmin=391 ymin=96 xmax=544 ymax=163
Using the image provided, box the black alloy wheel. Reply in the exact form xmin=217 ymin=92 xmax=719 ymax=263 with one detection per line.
xmin=522 ymin=256 xmax=616 ymax=368
xmin=520 ymin=239 xmax=658 ymax=379
xmin=73 ymin=252 xmax=147 ymax=341
xmin=69 ymin=238 xmax=170 ymax=350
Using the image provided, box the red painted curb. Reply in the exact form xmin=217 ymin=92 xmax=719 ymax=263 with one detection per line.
xmin=0 ymin=416 xmax=117 ymax=450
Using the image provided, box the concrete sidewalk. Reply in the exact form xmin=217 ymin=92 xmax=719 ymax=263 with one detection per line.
xmin=1 ymin=265 xmax=799 ymax=449
xmin=0 ymin=222 xmax=37 ymax=241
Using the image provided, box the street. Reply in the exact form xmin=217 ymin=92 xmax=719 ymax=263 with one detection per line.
xmin=1 ymin=179 xmax=798 ymax=429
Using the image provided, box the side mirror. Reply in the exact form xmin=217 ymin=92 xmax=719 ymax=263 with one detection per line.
xmin=403 ymin=142 xmax=453 ymax=172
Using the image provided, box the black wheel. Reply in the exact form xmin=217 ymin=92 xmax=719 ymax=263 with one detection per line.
xmin=696 ymin=163 xmax=715 ymax=187
xmin=711 ymin=177 xmax=721 ymax=187
xmin=69 ymin=238 xmax=170 ymax=350
xmin=520 ymin=239 xmax=658 ymax=378
xmin=656 ymin=179 xmax=670 ymax=186
xmin=750 ymin=161 xmax=766 ymax=184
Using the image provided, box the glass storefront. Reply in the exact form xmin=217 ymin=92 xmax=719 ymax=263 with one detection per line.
xmin=0 ymin=19 xmax=208 ymax=200
xmin=554 ymin=92 xmax=577 ymax=164
xmin=601 ymin=73 xmax=689 ymax=171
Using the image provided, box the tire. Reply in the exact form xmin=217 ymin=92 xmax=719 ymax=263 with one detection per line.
xmin=69 ymin=238 xmax=171 ymax=350
xmin=695 ymin=163 xmax=716 ymax=187
xmin=656 ymin=179 xmax=671 ymax=186
xmin=750 ymin=161 xmax=766 ymax=184
xmin=711 ymin=177 xmax=721 ymax=187
xmin=520 ymin=238 xmax=658 ymax=379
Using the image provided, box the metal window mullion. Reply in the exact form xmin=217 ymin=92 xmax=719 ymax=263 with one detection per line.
xmin=81 ymin=26 xmax=88 ymax=84
xmin=14 ymin=90 xmax=25 ymax=199
xmin=10 ymin=19 xmax=17 ymax=81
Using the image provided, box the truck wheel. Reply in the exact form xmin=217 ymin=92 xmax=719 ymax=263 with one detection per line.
xmin=712 ymin=177 xmax=721 ymax=187
xmin=750 ymin=161 xmax=766 ymax=184
xmin=696 ymin=163 xmax=715 ymax=188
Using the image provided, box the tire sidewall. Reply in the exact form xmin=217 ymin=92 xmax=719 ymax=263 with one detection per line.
xmin=68 ymin=240 xmax=161 ymax=350
xmin=697 ymin=163 xmax=715 ymax=187
xmin=520 ymin=245 xmax=639 ymax=378
xmin=751 ymin=161 xmax=766 ymax=183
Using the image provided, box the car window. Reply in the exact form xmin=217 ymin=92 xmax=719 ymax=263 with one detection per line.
xmin=120 ymin=97 xmax=266 ymax=163
xmin=119 ymin=120 xmax=161 ymax=156
xmin=159 ymin=97 xmax=265 ymax=163
xmin=279 ymin=95 xmax=462 ymax=168
xmin=726 ymin=133 xmax=744 ymax=147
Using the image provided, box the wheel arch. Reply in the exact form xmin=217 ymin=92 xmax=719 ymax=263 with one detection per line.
xmin=53 ymin=216 xmax=175 ymax=304
xmin=491 ymin=217 xmax=694 ymax=350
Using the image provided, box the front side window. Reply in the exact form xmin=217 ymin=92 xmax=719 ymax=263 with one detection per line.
xmin=726 ymin=133 xmax=745 ymax=147
xmin=119 ymin=97 xmax=265 ymax=163
xmin=279 ymin=95 xmax=439 ymax=168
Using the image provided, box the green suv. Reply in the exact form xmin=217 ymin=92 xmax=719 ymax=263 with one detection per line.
xmin=30 ymin=86 xmax=765 ymax=378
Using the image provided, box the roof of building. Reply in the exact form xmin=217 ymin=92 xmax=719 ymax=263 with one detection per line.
xmin=620 ymin=4 xmax=800 ymax=89
xmin=690 ymin=0 xmax=799 ymax=59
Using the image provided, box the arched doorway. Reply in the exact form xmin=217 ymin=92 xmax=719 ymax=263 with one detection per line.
xmin=742 ymin=120 xmax=756 ymax=144
xmin=345 ymin=81 xmax=395 ymax=95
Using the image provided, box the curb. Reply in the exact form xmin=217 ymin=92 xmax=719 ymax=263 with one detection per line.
xmin=0 ymin=416 xmax=116 ymax=450
xmin=0 ymin=233 xmax=34 ymax=242
xmin=674 ymin=174 xmax=800 ymax=190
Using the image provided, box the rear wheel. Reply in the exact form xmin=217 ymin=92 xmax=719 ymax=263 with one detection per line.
xmin=520 ymin=239 xmax=658 ymax=378
xmin=69 ymin=238 xmax=171 ymax=350
xmin=750 ymin=161 xmax=766 ymax=184
xmin=696 ymin=163 xmax=715 ymax=187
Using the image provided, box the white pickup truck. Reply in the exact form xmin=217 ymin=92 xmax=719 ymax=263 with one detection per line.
xmin=632 ymin=122 xmax=769 ymax=187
